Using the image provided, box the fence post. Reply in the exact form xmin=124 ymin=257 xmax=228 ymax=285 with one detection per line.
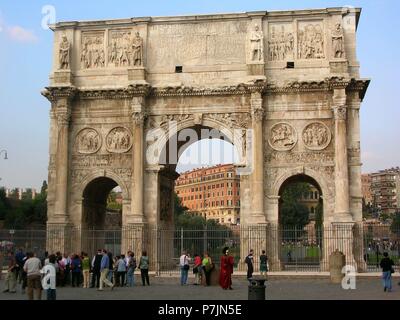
xmin=180 ymin=228 xmax=184 ymax=255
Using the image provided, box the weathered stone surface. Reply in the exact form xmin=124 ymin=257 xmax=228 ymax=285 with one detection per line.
xmin=43 ymin=8 xmax=370 ymax=271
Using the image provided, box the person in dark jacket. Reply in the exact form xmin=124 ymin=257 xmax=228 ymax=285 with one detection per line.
xmin=91 ymin=249 xmax=103 ymax=288
xmin=380 ymin=252 xmax=395 ymax=292
xmin=71 ymin=254 xmax=82 ymax=287
xmin=244 ymin=249 xmax=254 ymax=284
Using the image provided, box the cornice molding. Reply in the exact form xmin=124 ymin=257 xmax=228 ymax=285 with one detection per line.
xmin=41 ymin=78 xmax=370 ymax=101
xmin=41 ymin=86 xmax=77 ymax=103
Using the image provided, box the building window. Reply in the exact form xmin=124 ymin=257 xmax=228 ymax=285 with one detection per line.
xmin=315 ymin=191 xmax=318 ymax=199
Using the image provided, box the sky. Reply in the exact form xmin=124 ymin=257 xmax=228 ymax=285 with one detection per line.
xmin=0 ymin=0 xmax=399 ymax=189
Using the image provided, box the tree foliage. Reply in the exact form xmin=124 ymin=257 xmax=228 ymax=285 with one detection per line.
xmin=0 ymin=182 xmax=48 ymax=229
xmin=279 ymin=182 xmax=311 ymax=228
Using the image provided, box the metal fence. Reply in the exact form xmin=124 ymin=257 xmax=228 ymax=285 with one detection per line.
xmin=1 ymin=225 xmax=399 ymax=273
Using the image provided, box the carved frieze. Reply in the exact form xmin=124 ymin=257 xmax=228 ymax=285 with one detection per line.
xmin=75 ymin=128 xmax=102 ymax=154
xmin=108 ymin=29 xmax=132 ymax=67
xmin=265 ymin=151 xmax=334 ymax=164
xmin=81 ymin=32 xmax=105 ymax=69
xmin=268 ymin=24 xmax=294 ymax=61
xmin=204 ymin=113 xmax=251 ymax=129
xmin=302 ymin=122 xmax=331 ymax=150
xmin=71 ymin=154 xmax=131 ymax=168
xmin=108 ymin=30 xmax=143 ymax=67
xmin=298 ymin=21 xmax=325 ymax=59
xmin=268 ymin=122 xmax=297 ymax=151
xmin=106 ymin=127 xmax=133 ymax=153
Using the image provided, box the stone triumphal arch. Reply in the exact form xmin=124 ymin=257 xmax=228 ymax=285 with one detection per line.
xmin=42 ymin=8 xmax=369 ymax=271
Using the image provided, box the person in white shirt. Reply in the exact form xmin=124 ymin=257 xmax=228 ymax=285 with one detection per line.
xmin=41 ymin=254 xmax=57 ymax=300
xmin=179 ymin=251 xmax=191 ymax=285
xmin=23 ymin=252 xmax=42 ymax=300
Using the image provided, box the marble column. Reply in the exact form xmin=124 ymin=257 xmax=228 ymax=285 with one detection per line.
xmin=250 ymin=91 xmax=266 ymax=224
xmin=54 ymin=102 xmax=72 ymax=222
xmin=130 ymin=98 xmax=146 ymax=224
xmin=332 ymin=89 xmax=351 ymax=221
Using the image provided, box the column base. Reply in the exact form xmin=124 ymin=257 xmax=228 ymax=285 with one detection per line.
xmin=46 ymin=223 xmax=76 ymax=254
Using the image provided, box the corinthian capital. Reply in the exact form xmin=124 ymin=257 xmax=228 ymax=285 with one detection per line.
xmin=132 ymin=111 xmax=147 ymax=125
xmin=252 ymin=108 xmax=264 ymax=122
xmin=332 ymin=105 xmax=347 ymax=120
xmin=56 ymin=110 xmax=71 ymax=126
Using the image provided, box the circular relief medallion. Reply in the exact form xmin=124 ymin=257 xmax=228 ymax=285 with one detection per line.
xmin=106 ymin=127 xmax=133 ymax=153
xmin=75 ymin=128 xmax=102 ymax=154
xmin=268 ymin=122 xmax=297 ymax=151
xmin=302 ymin=122 xmax=331 ymax=150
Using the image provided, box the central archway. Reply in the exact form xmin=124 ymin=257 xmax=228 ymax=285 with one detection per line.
xmin=278 ymin=174 xmax=323 ymax=271
xmin=148 ymin=121 xmax=245 ymax=273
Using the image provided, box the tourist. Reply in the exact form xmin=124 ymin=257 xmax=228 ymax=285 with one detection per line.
xmin=260 ymin=250 xmax=268 ymax=277
xmin=91 ymin=249 xmax=103 ymax=288
xmin=62 ymin=253 xmax=71 ymax=286
xmin=219 ymin=247 xmax=234 ymax=290
xmin=139 ymin=251 xmax=150 ymax=286
xmin=98 ymin=249 xmax=114 ymax=291
xmin=245 ymin=249 xmax=254 ymax=284
xmin=380 ymin=252 xmax=395 ymax=292
xmin=179 ymin=251 xmax=191 ymax=285
xmin=15 ymin=248 xmax=25 ymax=284
xmin=23 ymin=252 xmax=42 ymax=300
xmin=71 ymin=254 xmax=82 ymax=287
xmin=193 ymin=254 xmax=202 ymax=285
xmin=117 ymin=255 xmax=127 ymax=287
xmin=81 ymin=252 xmax=90 ymax=288
xmin=107 ymin=252 xmax=114 ymax=283
xmin=3 ymin=251 xmax=17 ymax=293
xmin=41 ymin=254 xmax=57 ymax=300
xmin=56 ymin=255 xmax=65 ymax=287
xmin=202 ymin=252 xmax=213 ymax=286
xmin=126 ymin=252 xmax=136 ymax=287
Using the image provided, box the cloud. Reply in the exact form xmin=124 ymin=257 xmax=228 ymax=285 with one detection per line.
xmin=0 ymin=12 xmax=38 ymax=43
xmin=6 ymin=25 xmax=38 ymax=43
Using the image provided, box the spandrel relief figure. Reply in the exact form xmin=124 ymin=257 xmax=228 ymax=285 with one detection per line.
xmin=132 ymin=32 xmax=143 ymax=66
xmin=332 ymin=23 xmax=345 ymax=58
xmin=59 ymin=35 xmax=70 ymax=69
xmin=250 ymin=25 xmax=263 ymax=61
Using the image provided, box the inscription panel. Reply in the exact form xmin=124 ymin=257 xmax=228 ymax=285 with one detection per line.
xmin=148 ymin=21 xmax=247 ymax=68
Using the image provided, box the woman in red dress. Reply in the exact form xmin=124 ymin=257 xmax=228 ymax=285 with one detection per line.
xmin=219 ymin=247 xmax=234 ymax=290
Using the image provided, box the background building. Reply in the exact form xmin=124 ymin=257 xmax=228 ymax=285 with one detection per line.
xmin=361 ymin=174 xmax=373 ymax=206
xmin=175 ymin=164 xmax=240 ymax=225
xmin=370 ymin=167 xmax=400 ymax=215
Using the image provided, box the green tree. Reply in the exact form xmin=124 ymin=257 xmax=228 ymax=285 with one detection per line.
xmin=279 ymin=182 xmax=311 ymax=228
xmin=40 ymin=180 xmax=48 ymax=196
xmin=390 ymin=211 xmax=400 ymax=235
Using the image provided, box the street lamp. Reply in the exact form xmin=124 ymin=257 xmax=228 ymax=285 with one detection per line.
xmin=0 ymin=150 xmax=7 ymax=160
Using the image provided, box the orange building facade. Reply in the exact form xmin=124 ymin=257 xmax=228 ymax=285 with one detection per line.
xmin=175 ymin=164 xmax=240 ymax=225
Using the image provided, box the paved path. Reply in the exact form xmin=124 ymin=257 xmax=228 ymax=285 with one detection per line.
xmin=1 ymin=276 xmax=399 ymax=300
